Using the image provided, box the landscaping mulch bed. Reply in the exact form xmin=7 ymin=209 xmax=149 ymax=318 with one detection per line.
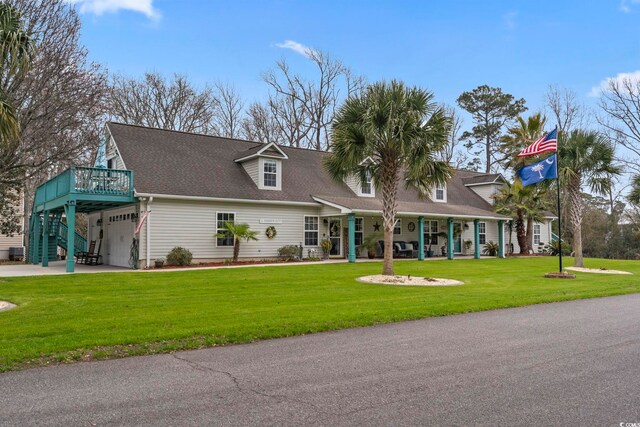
xmin=153 ymin=259 xmax=321 ymax=270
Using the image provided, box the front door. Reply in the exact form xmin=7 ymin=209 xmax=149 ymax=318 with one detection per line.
xmin=454 ymin=222 xmax=462 ymax=253
xmin=329 ymin=218 xmax=342 ymax=256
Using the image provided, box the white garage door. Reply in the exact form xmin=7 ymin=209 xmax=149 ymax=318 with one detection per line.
xmin=105 ymin=210 xmax=136 ymax=268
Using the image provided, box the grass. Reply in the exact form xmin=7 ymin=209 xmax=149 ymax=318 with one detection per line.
xmin=1 ymin=257 xmax=639 ymax=372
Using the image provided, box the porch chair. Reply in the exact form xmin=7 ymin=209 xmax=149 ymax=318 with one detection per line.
xmin=393 ymin=241 xmax=414 ymax=258
xmin=76 ymin=240 xmax=96 ymax=264
xmin=408 ymin=241 xmax=420 ymax=258
xmin=84 ymin=240 xmax=103 ymax=265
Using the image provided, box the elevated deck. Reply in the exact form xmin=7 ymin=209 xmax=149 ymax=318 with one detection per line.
xmin=33 ymin=167 xmax=135 ymax=213
xmin=29 ymin=167 xmax=137 ymax=272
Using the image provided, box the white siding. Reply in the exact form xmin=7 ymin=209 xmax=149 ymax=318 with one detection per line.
xmin=0 ymin=192 xmax=24 ymax=259
xmin=504 ymin=219 xmax=554 ymax=254
xmin=241 ymin=158 xmax=259 ymax=186
xmin=467 ymin=184 xmax=501 ymax=204
xmin=345 ymin=175 xmax=359 ymax=195
xmin=106 ymin=136 xmax=126 ymax=170
xmin=142 ymin=199 xmax=322 ymax=264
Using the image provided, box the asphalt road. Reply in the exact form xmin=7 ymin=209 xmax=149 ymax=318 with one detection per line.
xmin=2 ymin=294 xmax=640 ymax=426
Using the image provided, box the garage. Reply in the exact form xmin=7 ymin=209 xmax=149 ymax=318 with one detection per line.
xmin=104 ymin=208 xmax=136 ymax=268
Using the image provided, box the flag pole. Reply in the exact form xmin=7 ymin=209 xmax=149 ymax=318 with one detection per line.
xmin=555 ymin=125 xmax=562 ymax=273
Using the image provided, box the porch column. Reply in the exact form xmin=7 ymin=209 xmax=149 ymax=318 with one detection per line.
xmin=64 ymin=201 xmax=76 ymax=273
xmin=347 ymin=213 xmax=356 ymax=263
xmin=32 ymin=214 xmax=41 ymax=265
xmin=41 ymin=211 xmax=49 ymax=267
xmin=447 ymin=217 xmax=454 ymax=260
xmin=498 ymin=220 xmax=505 ymax=258
xmin=473 ymin=219 xmax=480 ymax=259
xmin=417 ymin=216 xmax=425 ymax=261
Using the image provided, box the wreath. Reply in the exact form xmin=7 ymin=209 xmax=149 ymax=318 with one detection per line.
xmin=265 ymin=225 xmax=277 ymax=239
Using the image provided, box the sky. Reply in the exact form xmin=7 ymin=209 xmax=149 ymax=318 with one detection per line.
xmin=69 ymin=0 xmax=640 ymax=125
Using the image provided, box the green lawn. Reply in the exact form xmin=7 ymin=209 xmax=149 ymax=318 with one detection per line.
xmin=1 ymin=257 xmax=639 ymax=372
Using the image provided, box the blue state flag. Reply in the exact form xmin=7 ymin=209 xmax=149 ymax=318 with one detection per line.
xmin=517 ymin=154 xmax=558 ymax=187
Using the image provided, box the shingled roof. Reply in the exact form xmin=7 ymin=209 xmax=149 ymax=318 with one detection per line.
xmin=107 ymin=122 xmax=507 ymax=219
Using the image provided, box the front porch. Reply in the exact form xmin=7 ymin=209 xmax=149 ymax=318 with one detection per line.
xmin=27 ymin=167 xmax=136 ymax=272
xmin=321 ymin=214 xmax=506 ymax=262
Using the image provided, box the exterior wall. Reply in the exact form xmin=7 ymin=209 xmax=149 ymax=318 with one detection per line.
xmin=467 ymin=183 xmax=502 ymax=204
xmin=139 ymin=198 xmax=322 ymax=266
xmin=504 ymin=219 xmax=554 ymax=254
xmin=106 ymin=136 xmax=127 ymax=170
xmin=241 ymin=158 xmax=259 ymax=186
xmin=0 ymin=191 xmax=24 ymax=260
xmin=88 ymin=204 xmax=140 ymax=268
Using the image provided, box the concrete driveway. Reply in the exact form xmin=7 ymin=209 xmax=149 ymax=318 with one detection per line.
xmin=0 ymin=261 xmax=129 ymax=277
xmin=1 ymin=294 xmax=639 ymax=426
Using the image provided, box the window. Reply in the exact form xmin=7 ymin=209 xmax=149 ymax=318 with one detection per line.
xmin=263 ymin=160 xmax=277 ymax=188
xmin=394 ymin=219 xmax=402 ymax=235
xmin=304 ymin=216 xmax=319 ymax=246
xmin=534 ymin=224 xmax=541 ymax=245
xmin=361 ymin=171 xmax=373 ymax=195
xmin=479 ymin=222 xmax=486 ymax=245
xmin=435 ymin=186 xmax=445 ymax=201
xmin=216 ymin=212 xmax=235 ymax=247
xmin=425 ymin=220 xmax=438 ymax=245
xmin=355 ymin=218 xmax=363 ymax=246
xmin=107 ymin=158 xmax=114 ymax=169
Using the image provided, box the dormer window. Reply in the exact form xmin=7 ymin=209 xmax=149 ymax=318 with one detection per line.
xmin=263 ymin=160 xmax=277 ymax=188
xmin=361 ymin=171 xmax=373 ymax=195
xmin=433 ymin=184 xmax=446 ymax=203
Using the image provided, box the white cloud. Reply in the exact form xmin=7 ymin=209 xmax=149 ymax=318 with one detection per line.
xmin=66 ymin=0 xmax=160 ymax=20
xmin=620 ymin=0 xmax=640 ymax=13
xmin=589 ymin=70 xmax=640 ymax=97
xmin=503 ymin=11 xmax=517 ymax=30
xmin=275 ymin=40 xmax=313 ymax=58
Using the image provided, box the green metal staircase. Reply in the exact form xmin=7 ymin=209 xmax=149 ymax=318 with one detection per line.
xmin=26 ymin=213 xmax=87 ymax=263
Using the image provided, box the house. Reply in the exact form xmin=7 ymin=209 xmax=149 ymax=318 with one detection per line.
xmin=0 ymin=190 xmax=25 ymax=260
xmin=27 ymin=123 xmax=556 ymax=272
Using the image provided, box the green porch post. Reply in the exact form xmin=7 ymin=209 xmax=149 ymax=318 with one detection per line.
xmin=473 ymin=219 xmax=480 ymax=259
xmin=447 ymin=217 xmax=454 ymax=260
xmin=65 ymin=201 xmax=76 ymax=273
xmin=41 ymin=211 xmax=49 ymax=267
xmin=498 ymin=220 xmax=505 ymax=258
xmin=347 ymin=213 xmax=356 ymax=263
xmin=417 ymin=216 xmax=425 ymax=261
xmin=32 ymin=214 xmax=41 ymax=265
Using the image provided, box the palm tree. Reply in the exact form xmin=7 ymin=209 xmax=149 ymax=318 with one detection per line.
xmin=558 ymin=130 xmax=621 ymax=267
xmin=0 ymin=3 xmax=32 ymax=143
xmin=629 ymin=174 xmax=640 ymax=206
xmin=494 ymin=181 xmax=544 ymax=254
xmin=499 ymin=113 xmax=550 ymax=252
xmin=325 ymin=80 xmax=452 ymax=275
xmin=215 ymin=221 xmax=259 ymax=263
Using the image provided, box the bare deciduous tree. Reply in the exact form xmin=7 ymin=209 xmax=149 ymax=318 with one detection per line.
xmin=212 ymin=81 xmax=244 ymax=139
xmin=545 ymin=85 xmax=586 ymax=132
xmin=109 ymin=72 xmax=216 ymax=135
xmin=1 ymin=0 xmax=108 ymax=188
xmin=261 ymin=48 xmax=364 ymax=150
xmin=438 ymin=105 xmax=467 ymax=168
xmin=241 ymin=102 xmax=282 ymax=144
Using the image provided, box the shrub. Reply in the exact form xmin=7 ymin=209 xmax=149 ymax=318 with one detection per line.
xmin=166 ymin=247 xmax=193 ymax=266
xmin=545 ymin=240 xmax=571 ymax=256
xmin=482 ymin=241 xmax=500 ymax=256
xmin=278 ymin=245 xmax=300 ymax=261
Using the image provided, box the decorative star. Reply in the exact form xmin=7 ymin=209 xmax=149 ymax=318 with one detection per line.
xmin=373 ymin=222 xmax=380 ymax=231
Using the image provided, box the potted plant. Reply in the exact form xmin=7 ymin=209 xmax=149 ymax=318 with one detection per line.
xmin=360 ymin=233 xmax=382 ymax=259
xmin=320 ymin=238 xmax=332 ymax=260
xmin=463 ymin=239 xmax=472 ymax=255
xmin=425 ymin=232 xmax=436 ymax=257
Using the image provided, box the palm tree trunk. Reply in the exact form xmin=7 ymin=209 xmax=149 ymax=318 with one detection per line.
xmin=568 ymin=178 xmax=584 ymax=267
xmin=381 ymin=161 xmax=399 ymax=276
xmin=233 ymin=239 xmax=240 ymax=263
xmin=516 ymin=210 xmax=527 ymax=255
xmin=525 ymin=216 xmax=534 ymax=254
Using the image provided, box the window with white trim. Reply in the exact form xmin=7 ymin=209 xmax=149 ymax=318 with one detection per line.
xmin=534 ymin=224 xmax=541 ymax=245
xmin=425 ymin=220 xmax=438 ymax=245
xmin=394 ymin=219 xmax=402 ymax=235
xmin=355 ymin=217 xmax=363 ymax=246
xmin=361 ymin=171 xmax=373 ymax=195
xmin=433 ymin=185 xmax=446 ymax=202
xmin=216 ymin=212 xmax=235 ymax=247
xmin=263 ymin=160 xmax=277 ymax=188
xmin=479 ymin=222 xmax=486 ymax=245
xmin=304 ymin=216 xmax=319 ymax=246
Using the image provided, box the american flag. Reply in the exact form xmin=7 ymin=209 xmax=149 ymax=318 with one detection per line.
xmin=517 ymin=128 xmax=558 ymax=157
xmin=135 ymin=211 xmax=149 ymax=235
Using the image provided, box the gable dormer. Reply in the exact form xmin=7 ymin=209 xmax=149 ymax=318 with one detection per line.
xmin=234 ymin=142 xmax=288 ymax=191
xmin=431 ymin=183 xmax=447 ymax=203
xmin=345 ymin=158 xmax=375 ymax=197
xmin=104 ymin=125 xmax=127 ymax=170
xmin=462 ymin=173 xmax=507 ymax=204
